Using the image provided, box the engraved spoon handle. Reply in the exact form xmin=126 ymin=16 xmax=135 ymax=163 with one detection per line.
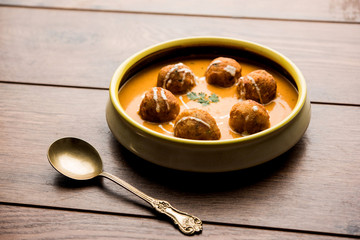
xmin=100 ymin=172 xmax=202 ymax=235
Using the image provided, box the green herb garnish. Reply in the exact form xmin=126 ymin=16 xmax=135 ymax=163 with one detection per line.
xmin=186 ymin=92 xmax=219 ymax=106
xmin=209 ymin=93 xmax=220 ymax=103
xmin=198 ymin=92 xmax=207 ymax=98
xmin=198 ymin=98 xmax=210 ymax=106
xmin=187 ymin=92 xmax=199 ymax=101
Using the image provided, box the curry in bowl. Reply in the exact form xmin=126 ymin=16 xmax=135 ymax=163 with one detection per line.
xmin=119 ymin=56 xmax=298 ymax=140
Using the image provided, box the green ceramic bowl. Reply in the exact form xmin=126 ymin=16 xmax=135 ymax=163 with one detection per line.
xmin=106 ymin=37 xmax=311 ymax=172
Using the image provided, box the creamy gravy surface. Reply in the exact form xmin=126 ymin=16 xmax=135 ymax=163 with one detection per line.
xmin=118 ymin=59 xmax=298 ymax=140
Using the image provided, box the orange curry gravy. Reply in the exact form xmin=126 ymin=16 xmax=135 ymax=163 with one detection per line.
xmin=118 ymin=58 xmax=298 ymax=140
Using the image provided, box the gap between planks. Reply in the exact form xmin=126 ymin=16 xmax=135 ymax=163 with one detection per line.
xmin=1 ymin=81 xmax=359 ymax=108
xmin=0 ymin=4 xmax=359 ymax=25
xmin=1 ymin=201 xmax=359 ymax=239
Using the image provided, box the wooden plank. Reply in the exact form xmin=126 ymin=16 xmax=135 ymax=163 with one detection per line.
xmin=2 ymin=204 xmax=355 ymax=240
xmin=0 ymin=0 xmax=359 ymax=23
xmin=0 ymin=7 xmax=359 ymax=105
xmin=0 ymin=83 xmax=359 ymax=236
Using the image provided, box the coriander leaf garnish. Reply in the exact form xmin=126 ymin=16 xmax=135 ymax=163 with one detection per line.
xmin=187 ymin=92 xmax=199 ymax=100
xmin=198 ymin=92 xmax=207 ymax=98
xmin=198 ymin=98 xmax=210 ymax=106
xmin=186 ymin=92 xmax=219 ymax=106
xmin=209 ymin=93 xmax=219 ymax=103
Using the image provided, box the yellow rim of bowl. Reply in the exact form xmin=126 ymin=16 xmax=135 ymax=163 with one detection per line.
xmin=110 ymin=36 xmax=307 ymax=146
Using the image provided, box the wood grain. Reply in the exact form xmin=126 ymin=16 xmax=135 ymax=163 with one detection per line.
xmin=0 ymin=83 xmax=359 ymax=236
xmin=0 ymin=7 xmax=359 ymax=105
xmin=2 ymin=204 xmax=355 ymax=240
xmin=0 ymin=0 xmax=359 ymax=23
xmin=1 ymin=1 xmax=359 ymax=239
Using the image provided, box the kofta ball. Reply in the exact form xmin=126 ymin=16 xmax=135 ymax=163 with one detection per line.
xmin=237 ymin=70 xmax=277 ymax=104
xmin=139 ymin=87 xmax=180 ymax=122
xmin=174 ymin=108 xmax=221 ymax=140
xmin=229 ymin=100 xmax=270 ymax=135
xmin=157 ymin=63 xmax=196 ymax=94
xmin=205 ymin=57 xmax=242 ymax=87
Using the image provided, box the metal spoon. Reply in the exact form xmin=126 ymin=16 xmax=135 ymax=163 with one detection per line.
xmin=47 ymin=137 xmax=202 ymax=235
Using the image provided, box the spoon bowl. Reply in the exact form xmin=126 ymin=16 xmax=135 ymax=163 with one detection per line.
xmin=48 ymin=137 xmax=103 ymax=180
xmin=47 ymin=137 xmax=202 ymax=235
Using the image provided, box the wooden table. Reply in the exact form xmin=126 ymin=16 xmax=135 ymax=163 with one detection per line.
xmin=1 ymin=1 xmax=359 ymax=239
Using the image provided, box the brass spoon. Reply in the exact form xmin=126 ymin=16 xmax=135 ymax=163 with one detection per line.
xmin=47 ymin=137 xmax=202 ymax=235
